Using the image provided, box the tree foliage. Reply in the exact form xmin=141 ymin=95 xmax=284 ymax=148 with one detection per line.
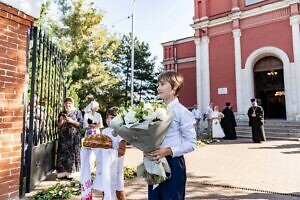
xmin=39 ymin=0 xmax=121 ymax=110
xmin=112 ymin=34 xmax=162 ymax=107
xmin=37 ymin=0 xmax=162 ymax=111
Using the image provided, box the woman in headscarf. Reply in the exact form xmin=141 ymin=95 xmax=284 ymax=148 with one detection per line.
xmin=83 ymin=100 xmax=104 ymax=135
xmin=80 ymin=100 xmax=104 ymax=198
xmin=56 ymin=97 xmax=83 ymax=179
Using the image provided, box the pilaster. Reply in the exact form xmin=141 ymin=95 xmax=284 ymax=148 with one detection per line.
xmin=231 ymin=0 xmax=240 ymax=12
xmin=195 ymin=38 xmax=202 ymax=110
xmin=290 ymin=15 xmax=300 ymax=118
xmin=201 ymin=36 xmax=210 ymax=113
xmin=232 ymin=29 xmax=243 ymax=115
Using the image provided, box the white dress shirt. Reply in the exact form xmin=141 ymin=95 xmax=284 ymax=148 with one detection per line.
xmin=206 ymin=106 xmax=213 ymax=119
xmin=192 ymin=108 xmax=202 ymax=119
xmin=160 ymin=98 xmax=196 ymax=158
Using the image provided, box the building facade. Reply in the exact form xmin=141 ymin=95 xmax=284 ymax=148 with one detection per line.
xmin=162 ymin=0 xmax=300 ymax=121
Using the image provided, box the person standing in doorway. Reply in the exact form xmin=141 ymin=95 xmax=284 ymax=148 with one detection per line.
xmin=221 ymin=102 xmax=237 ymax=140
xmin=247 ymin=98 xmax=266 ymax=143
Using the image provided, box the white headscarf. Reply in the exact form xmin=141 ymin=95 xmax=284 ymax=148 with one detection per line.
xmin=84 ymin=101 xmax=99 ymax=113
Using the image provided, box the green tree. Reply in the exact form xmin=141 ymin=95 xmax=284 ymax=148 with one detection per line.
xmin=39 ymin=0 xmax=121 ymax=111
xmin=112 ymin=34 xmax=162 ymax=107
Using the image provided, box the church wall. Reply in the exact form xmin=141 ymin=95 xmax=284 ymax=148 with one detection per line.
xmin=164 ymin=0 xmax=300 ymax=119
xmin=177 ymin=62 xmax=197 ymax=108
xmin=209 ymin=33 xmax=237 ymax=111
xmin=208 ymin=0 xmax=232 ymax=18
xmin=241 ymin=19 xmax=293 ymax=66
xmin=176 ymin=41 xmax=196 ymax=59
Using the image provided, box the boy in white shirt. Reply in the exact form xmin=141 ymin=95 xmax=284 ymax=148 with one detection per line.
xmin=146 ymin=71 xmax=196 ymax=200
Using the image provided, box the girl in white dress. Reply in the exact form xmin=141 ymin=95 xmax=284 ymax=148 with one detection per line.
xmin=211 ymin=106 xmax=225 ymax=138
xmin=93 ymin=107 xmax=127 ymax=200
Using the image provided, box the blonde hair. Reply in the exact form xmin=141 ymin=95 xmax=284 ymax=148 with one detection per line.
xmin=158 ymin=70 xmax=184 ymax=96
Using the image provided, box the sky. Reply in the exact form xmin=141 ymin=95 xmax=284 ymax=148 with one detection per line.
xmin=3 ymin=0 xmax=43 ymax=18
xmin=5 ymin=0 xmax=195 ymax=66
xmin=95 ymin=0 xmax=195 ymax=66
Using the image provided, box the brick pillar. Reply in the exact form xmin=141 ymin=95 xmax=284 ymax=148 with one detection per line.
xmin=0 ymin=2 xmax=34 ymax=199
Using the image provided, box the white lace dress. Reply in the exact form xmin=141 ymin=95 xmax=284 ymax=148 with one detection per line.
xmin=211 ymin=111 xmax=225 ymax=138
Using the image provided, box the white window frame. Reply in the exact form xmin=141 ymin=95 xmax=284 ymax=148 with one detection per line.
xmin=245 ymin=0 xmax=263 ymax=6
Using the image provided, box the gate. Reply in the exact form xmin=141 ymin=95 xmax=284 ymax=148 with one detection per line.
xmin=20 ymin=26 xmax=67 ymax=194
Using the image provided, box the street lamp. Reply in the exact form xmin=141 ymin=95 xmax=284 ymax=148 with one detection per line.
xmin=130 ymin=0 xmax=136 ymax=106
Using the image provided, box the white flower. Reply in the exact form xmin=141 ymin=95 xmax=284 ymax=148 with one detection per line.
xmin=143 ymin=110 xmax=157 ymax=121
xmin=155 ymin=107 xmax=167 ymax=121
xmin=110 ymin=115 xmax=124 ymax=129
xmin=144 ymin=103 xmax=153 ymax=111
xmin=124 ymin=109 xmax=138 ymax=124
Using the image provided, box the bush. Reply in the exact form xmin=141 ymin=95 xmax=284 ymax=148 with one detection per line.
xmin=123 ymin=166 xmax=137 ymax=179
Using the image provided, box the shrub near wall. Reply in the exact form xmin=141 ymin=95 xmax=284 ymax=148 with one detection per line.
xmin=0 ymin=2 xmax=34 ymax=199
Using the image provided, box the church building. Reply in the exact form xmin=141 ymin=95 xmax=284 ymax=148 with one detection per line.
xmin=162 ymin=0 xmax=300 ymax=121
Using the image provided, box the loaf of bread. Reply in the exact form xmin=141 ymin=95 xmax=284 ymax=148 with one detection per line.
xmin=83 ymin=134 xmax=112 ymax=149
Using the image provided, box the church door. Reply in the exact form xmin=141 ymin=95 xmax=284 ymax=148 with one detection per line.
xmin=253 ymin=56 xmax=286 ymax=119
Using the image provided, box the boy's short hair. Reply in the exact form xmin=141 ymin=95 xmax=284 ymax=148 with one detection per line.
xmin=158 ymin=70 xmax=184 ymax=96
xmin=106 ymin=106 xmax=118 ymax=117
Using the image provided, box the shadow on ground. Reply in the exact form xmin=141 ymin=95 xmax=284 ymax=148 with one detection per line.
xmin=123 ymin=173 xmax=300 ymax=200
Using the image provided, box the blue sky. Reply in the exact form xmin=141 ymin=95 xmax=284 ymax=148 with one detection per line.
xmin=95 ymin=0 xmax=195 ymax=66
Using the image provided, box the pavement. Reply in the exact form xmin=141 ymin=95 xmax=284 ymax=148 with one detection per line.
xmin=25 ymin=138 xmax=300 ymax=200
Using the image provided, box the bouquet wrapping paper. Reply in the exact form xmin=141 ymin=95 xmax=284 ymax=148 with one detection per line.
xmin=110 ymin=106 xmax=173 ymax=185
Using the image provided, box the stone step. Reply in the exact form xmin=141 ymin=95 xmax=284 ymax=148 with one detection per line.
xmin=236 ymin=121 xmax=300 ymax=130
xmin=237 ymin=120 xmax=300 ymax=126
xmin=237 ymin=131 xmax=300 ymax=141
xmin=236 ymin=127 xmax=300 ymax=133
xmin=236 ymin=120 xmax=300 ymax=140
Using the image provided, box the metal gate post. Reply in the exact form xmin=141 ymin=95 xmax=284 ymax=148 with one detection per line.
xmin=25 ymin=26 xmax=38 ymax=193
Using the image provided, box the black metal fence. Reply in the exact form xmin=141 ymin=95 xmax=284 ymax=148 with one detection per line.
xmin=20 ymin=26 xmax=67 ymax=194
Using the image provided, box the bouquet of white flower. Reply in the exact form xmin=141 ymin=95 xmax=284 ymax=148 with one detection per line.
xmin=110 ymin=102 xmax=173 ymax=185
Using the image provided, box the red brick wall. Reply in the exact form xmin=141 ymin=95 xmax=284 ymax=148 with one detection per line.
xmin=0 ymin=2 xmax=34 ymax=199
xmin=241 ymin=19 xmax=293 ymax=65
xmin=194 ymin=0 xmax=282 ymax=19
xmin=176 ymin=41 xmax=196 ymax=59
xmin=208 ymin=0 xmax=232 ymax=18
xmin=209 ymin=33 xmax=236 ymax=111
xmin=178 ymin=61 xmax=197 ymax=108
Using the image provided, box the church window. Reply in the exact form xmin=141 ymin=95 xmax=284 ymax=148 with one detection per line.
xmin=245 ymin=0 xmax=263 ymax=6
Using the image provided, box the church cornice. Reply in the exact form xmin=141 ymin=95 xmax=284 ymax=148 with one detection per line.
xmin=192 ymin=0 xmax=297 ymax=30
xmin=161 ymin=36 xmax=195 ymax=47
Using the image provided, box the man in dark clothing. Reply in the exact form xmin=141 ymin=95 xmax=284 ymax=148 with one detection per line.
xmin=247 ymin=98 xmax=266 ymax=143
xmin=221 ymin=102 xmax=237 ymax=140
